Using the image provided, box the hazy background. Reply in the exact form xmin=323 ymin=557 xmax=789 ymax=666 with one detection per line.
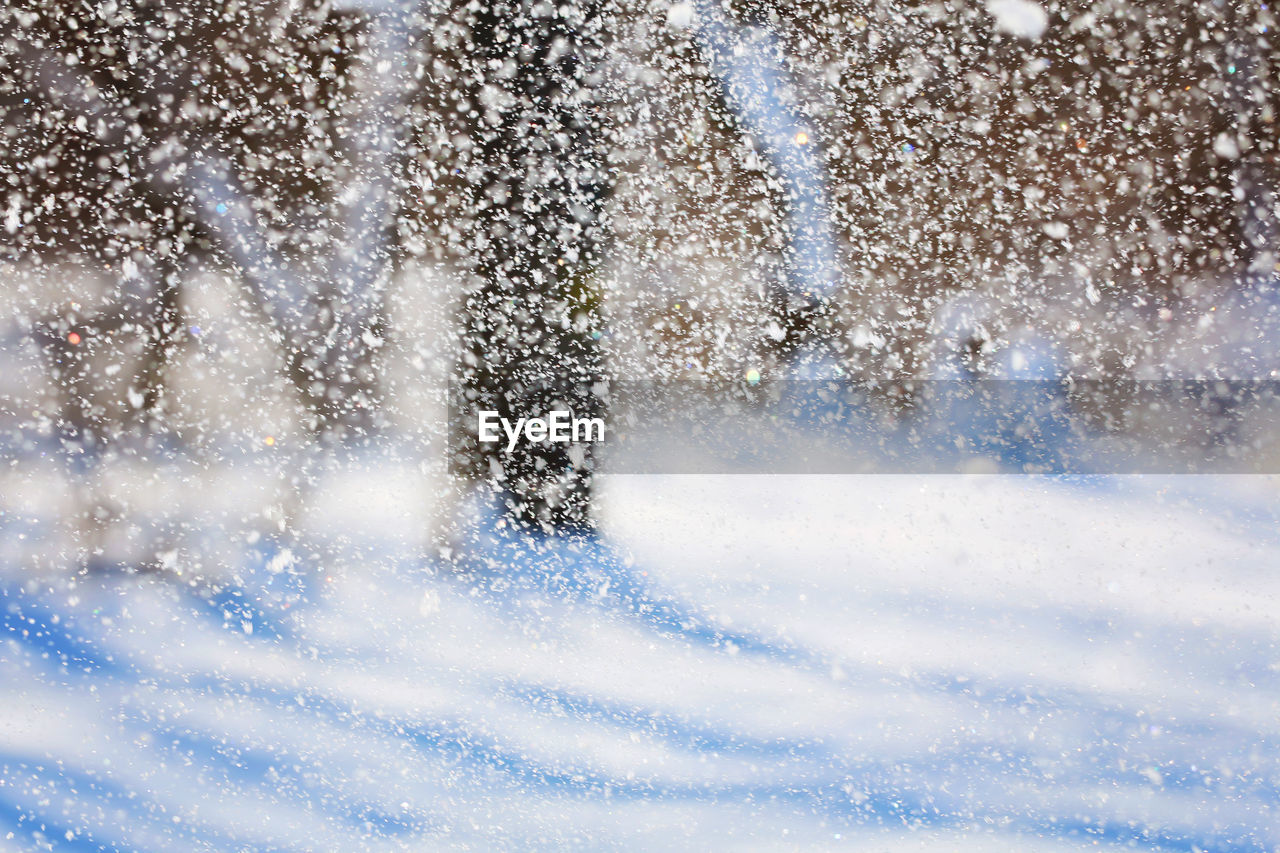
xmin=2 ymin=0 xmax=1279 ymax=849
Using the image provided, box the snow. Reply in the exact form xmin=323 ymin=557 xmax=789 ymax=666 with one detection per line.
xmin=666 ymin=2 xmax=694 ymax=31
xmin=986 ymin=0 xmax=1050 ymax=41
xmin=1215 ymin=132 xmax=1241 ymax=160
xmin=3 ymin=463 xmax=1279 ymax=850
xmin=3 ymin=0 xmax=1278 ymax=847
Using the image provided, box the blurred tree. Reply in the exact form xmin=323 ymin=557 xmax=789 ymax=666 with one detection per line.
xmin=2 ymin=0 xmax=1276 ymax=550
xmin=1 ymin=0 xmax=408 ymax=448
xmin=447 ymin=0 xmax=613 ymax=530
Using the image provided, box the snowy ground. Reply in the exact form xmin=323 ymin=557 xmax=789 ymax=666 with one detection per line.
xmin=3 ymin=455 xmax=1279 ymax=850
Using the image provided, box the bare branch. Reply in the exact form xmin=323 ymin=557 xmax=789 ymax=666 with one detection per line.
xmin=19 ymin=44 xmax=303 ymax=335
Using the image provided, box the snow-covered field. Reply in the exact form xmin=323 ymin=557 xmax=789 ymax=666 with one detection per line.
xmin=3 ymin=457 xmax=1278 ymax=850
